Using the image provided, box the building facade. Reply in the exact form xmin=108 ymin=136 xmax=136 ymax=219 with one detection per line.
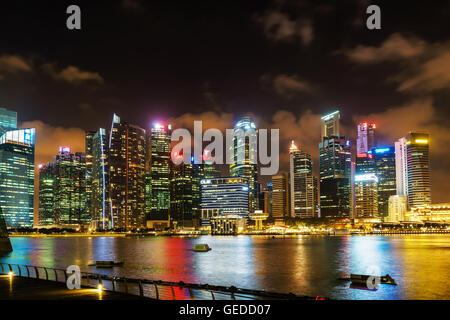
xmin=38 ymin=147 xmax=87 ymax=226
xmin=200 ymin=177 xmax=249 ymax=217
xmin=229 ymin=117 xmax=258 ymax=213
xmin=354 ymin=173 xmax=379 ymax=219
xmin=271 ymin=173 xmax=289 ymax=219
xmin=289 ymin=141 xmax=318 ymax=218
xmin=0 ymin=128 xmax=35 ymax=228
xmin=149 ymin=123 xmax=171 ymax=221
xmin=357 ymin=122 xmax=376 ymax=155
xmin=406 ymin=132 xmax=431 ymax=208
xmin=372 ymin=147 xmax=396 ymax=217
xmin=109 ymin=114 xmax=146 ymax=230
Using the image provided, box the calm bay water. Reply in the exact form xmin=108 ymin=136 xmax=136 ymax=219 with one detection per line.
xmin=1 ymin=235 xmax=449 ymax=299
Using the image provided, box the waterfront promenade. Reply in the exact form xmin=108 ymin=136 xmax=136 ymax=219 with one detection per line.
xmin=0 ymin=274 xmax=147 ymax=300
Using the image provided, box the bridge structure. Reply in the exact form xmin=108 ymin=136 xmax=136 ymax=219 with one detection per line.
xmin=0 ymin=262 xmax=324 ymax=300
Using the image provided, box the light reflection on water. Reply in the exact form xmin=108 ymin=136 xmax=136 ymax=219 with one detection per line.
xmin=1 ymin=234 xmax=449 ymax=299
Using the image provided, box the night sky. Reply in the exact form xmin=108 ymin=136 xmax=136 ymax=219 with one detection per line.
xmin=1 ymin=0 xmax=449 ymax=202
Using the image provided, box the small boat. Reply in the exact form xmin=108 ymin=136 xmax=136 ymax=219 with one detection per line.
xmin=88 ymin=260 xmax=124 ymax=268
xmin=191 ymin=244 xmax=211 ymax=252
xmin=341 ymin=274 xmax=397 ymax=285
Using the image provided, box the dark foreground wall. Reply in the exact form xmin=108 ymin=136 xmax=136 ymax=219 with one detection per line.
xmin=0 ymin=238 xmax=12 ymax=254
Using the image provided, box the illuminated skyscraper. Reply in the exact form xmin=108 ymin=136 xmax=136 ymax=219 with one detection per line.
xmin=319 ymin=113 xmax=351 ymax=218
xmin=405 ymin=132 xmax=431 ymax=208
xmin=263 ymin=182 xmax=272 ymax=216
xmin=0 ymin=128 xmax=35 ymax=228
xmin=321 ymin=110 xmax=340 ymax=140
xmin=354 ymin=173 xmax=379 ymax=218
xmin=229 ymin=117 xmax=258 ymax=213
xmin=357 ymin=122 xmax=377 ymax=154
xmin=371 ymin=147 xmax=396 ymax=217
xmin=395 ymin=137 xmax=408 ymax=196
xmin=271 ymin=173 xmax=289 ymax=219
xmin=38 ymin=147 xmax=87 ymax=226
xmin=289 ymin=141 xmax=318 ymax=218
xmin=85 ymin=130 xmax=95 ymax=222
xmin=90 ymin=128 xmax=111 ymax=229
xmin=170 ymin=157 xmax=201 ymax=227
xmin=149 ymin=123 xmax=171 ymax=221
xmin=109 ymin=114 xmax=146 ymax=230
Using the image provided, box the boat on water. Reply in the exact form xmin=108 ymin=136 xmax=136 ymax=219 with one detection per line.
xmin=340 ymin=274 xmax=397 ymax=285
xmin=191 ymin=244 xmax=211 ymax=252
xmin=88 ymin=260 xmax=124 ymax=268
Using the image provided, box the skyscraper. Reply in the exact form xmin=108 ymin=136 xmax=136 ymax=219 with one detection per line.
xmin=271 ymin=173 xmax=289 ymax=219
xmin=149 ymin=123 xmax=171 ymax=221
xmin=354 ymin=173 xmax=379 ymax=218
xmin=357 ymin=122 xmax=377 ymax=154
xmin=0 ymin=128 xmax=35 ymax=228
xmin=109 ymin=114 xmax=146 ymax=230
xmin=405 ymin=132 xmax=431 ymax=208
xmin=85 ymin=130 xmax=96 ymax=223
xmin=395 ymin=137 xmax=408 ymax=196
xmin=229 ymin=117 xmax=258 ymax=213
xmin=371 ymin=147 xmax=396 ymax=217
xmin=90 ymin=128 xmax=111 ymax=229
xmin=289 ymin=141 xmax=318 ymax=218
xmin=38 ymin=147 xmax=87 ymax=226
xmin=319 ymin=113 xmax=351 ymax=218
xmin=170 ymin=158 xmax=200 ymax=227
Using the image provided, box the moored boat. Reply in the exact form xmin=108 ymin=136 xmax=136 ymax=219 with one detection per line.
xmin=191 ymin=244 xmax=211 ymax=252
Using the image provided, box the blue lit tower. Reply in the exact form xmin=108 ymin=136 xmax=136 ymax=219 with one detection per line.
xmin=229 ymin=117 xmax=258 ymax=212
xmin=370 ymin=146 xmax=396 ymax=217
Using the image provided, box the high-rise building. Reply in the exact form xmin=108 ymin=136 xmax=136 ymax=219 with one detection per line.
xmin=405 ymin=132 xmax=431 ymax=208
xmin=355 ymin=152 xmax=375 ymax=175
xmin=0 ymin=107 xmax=17 ymax=135
xmin=38 ymin=147 xmax=87 ymax=226
xmin=85 ymin=130 xmax=96 ymax=223
xmin=200 ymin=177 xmax=249 ymax=218
xmin=386 ymin=195 xmax=407 ymax=223
xmin=319 ymin=128 xmax=351 ymax=218
xmin=357 ymin=122 xmax=377 ymax=154
xmin=0 ymin=128 xmax=35 ymax=228
xmin=170 ymin=158 xmax=200 ymax=227
xmin=395 ymin=137 xmax=408 ymax=196
xmin=271 ymin=173 xmax=289 ymax=219
xmin=371 ymin=147 xmax=396 ymax=217
xmin=354 ymin=173 xmax=378 ymax=219
xmin=149 ymin=122 xmax=171 ymax=221
xmin=109 ymin=114 xmax=146 ymax=230
xmin=229 ymin=117 xmax=258 ymax=213
xmin=289 ymin=141 xmax=318 ymax=218
xmin=89 ymin=128 xmax=111 ymax=229
xmin=263 ymin=182 xmax=272 ymax=216
xmin=321 ymin=111 xmax=340 ymax=140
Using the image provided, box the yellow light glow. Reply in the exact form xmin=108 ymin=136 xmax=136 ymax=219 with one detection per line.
xmin=415 ymin=139 xmax=428 ymax=144
xmin=8 ymin=271 xmax=13 ymax=279
xmin=97 ymin=284 xmax=103 ymax=293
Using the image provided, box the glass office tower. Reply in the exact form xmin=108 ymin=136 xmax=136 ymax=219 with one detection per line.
xmin=38 ymin=147 xmax=87 ymax=226
xmin=109 ymin=114 xmax=146 ymax=230
xmin=149 ymin=123 xmax=171 ymax=221
xmin=229 ymin=117 xmax=258 ymax=213
xmin=0 ymin=128 xmax=35 ymax=228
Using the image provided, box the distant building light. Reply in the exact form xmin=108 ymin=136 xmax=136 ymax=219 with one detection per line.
xmin=374 ymin=147 xmax=390 ymax=153
xmin=354 ymin=173 xmax=378 ymax=183
xmin=321 ymin=110 xmax=339 ymax=120
xmin=59 ymin=146 xmax=71 ymax=153
xmin=415 ymin=139 xmax=428 ymax=144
